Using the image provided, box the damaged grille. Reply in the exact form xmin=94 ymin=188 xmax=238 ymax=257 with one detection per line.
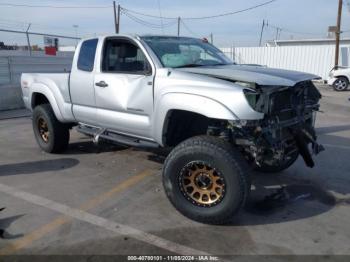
xmin=237 ymin=81 xmax=323 ymax=168
xmin=266 ymin=81 xmax=321 ymax=123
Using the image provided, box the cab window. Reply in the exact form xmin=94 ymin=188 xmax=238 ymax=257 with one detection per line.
xmin=77 ymin=39 xmax=98 ymax=72
xmin=102 ymin=38 xmax=151 ymax=74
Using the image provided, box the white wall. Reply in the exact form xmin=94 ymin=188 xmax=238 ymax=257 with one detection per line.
xmin=267 ymin=40 xmax=350 ymax=47
xmin=0 ymin=50 xmax=74 ymax=57
xmin=220 ymin=45 xmax=350 ymax=80
xmin=0 ymin=55 xmax=73 ymax=110
xmin=0 ymin=56 xmax=72 ymax=85
xmin=58 ymin=46 xmax=76 ymax=52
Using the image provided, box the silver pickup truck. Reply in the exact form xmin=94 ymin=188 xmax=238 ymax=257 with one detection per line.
xmin=21 ymin=35 xmax=323 ymax=224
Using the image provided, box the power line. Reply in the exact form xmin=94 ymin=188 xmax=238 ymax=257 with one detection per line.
xmin=121 ymin=7 xmax=175 ymax=20
xmin=122 ymin=0 xmax=278 ymax=20
xmin=268 ymin=23 xmax=324 ymax=36
xmin=0 ymin=28 xmax=80 ymax=40
xmin=185 ymin=0 xmax=278 ymax=20
xmin=180 ymin=20 xmax=198 ymax=36
xmin=0 ymin=18 xmax=90 ymax=34
xmin=122 ymin=10 xmax=177 ymax=29
xmin=124 ymin=12 xmax=177 ymax=28
xmin=0 ymin=2 xmax=111 ymax=9
xmin=123 ymin=12 xmax=161 ymax=28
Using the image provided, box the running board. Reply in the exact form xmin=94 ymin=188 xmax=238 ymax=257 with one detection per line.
xmin=76 ymin=125 xmax=159 ymax=148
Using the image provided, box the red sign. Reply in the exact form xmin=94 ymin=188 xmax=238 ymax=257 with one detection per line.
xmin=45 ymin=46 xmax=57 ymax=56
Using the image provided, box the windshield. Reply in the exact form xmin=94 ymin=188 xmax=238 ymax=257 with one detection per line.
xmin=141 ymin=36 xmax=233 ymax=68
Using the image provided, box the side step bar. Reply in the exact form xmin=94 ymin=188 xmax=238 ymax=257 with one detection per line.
xmin=76 ymin=124 xmax=159 ymax=148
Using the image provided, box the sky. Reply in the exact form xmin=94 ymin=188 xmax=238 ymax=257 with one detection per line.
xmin=0 ymin=0 xmax=349 ymax=47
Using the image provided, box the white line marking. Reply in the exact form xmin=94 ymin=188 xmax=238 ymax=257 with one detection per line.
xmin=323 ymin=143 xmax=350 ymax=150
xmin=0 ymin=183 xmax=209 ymax=256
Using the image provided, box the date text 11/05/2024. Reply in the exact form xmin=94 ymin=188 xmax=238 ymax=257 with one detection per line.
xmin=127 ymin=255 xmax=220 ymax=261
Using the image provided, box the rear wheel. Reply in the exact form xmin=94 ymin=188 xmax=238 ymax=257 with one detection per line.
xmin=162 ymin=136 xmax=250 ymax=224
xmin=32 ymin=104 xmax=70 ymax=153
xmin=333 ymin=77 xmax=349 ymax=91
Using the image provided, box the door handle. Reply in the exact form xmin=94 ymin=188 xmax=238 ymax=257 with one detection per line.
xmin=95 ymin=81 xmax=108 ymax=88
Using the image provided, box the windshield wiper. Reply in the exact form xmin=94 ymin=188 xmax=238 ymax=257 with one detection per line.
xmin=210 ymin=63 xmax=234 ymax=66
xmin=174 ymin=62 xmax=234 ymax=68
xmin=173 ymin=63 xmax=204 ymax=68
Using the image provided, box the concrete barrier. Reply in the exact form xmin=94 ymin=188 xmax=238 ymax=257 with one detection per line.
xmin=0 ymin=85 xmax=24 ymax=111
xmin=0 ymin=55 xmax=72 ymax=111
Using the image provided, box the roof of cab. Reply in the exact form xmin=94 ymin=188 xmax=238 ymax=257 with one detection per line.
xmin=79 ymin=34 xmax=197 ymax=42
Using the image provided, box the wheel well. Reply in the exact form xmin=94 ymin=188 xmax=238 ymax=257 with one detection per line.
xmin=336 ymin=75 xmax=349 ymax=82
xmin=162 ymin=110 xmax=225 ymax=147
xmin=31 ymin=93 xmax=49 ymax=109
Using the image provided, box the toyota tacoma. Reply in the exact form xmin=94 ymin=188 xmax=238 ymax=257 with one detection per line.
xmin=21 ymin=35 xmax=323 ymax=224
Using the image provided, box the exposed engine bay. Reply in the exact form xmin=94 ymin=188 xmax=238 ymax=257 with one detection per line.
xmin=210 ymin=80 xmax=324 ymax=168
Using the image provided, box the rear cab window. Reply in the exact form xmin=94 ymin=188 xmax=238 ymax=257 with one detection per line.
xmin=77 ymin=39 xmax=98 ymax=72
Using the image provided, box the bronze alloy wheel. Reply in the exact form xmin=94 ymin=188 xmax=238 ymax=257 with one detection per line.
xmin=37 ymin=117 xmax=49 ymax=143
xmin=32 ymin=104 xmax=70 ymax=153
xmin=179 ymin=161 xmax=226 ymax=207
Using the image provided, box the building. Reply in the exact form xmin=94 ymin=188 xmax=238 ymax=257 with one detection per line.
xmin=221 ymin=37 xmax=350 ymax=79
xmin=266 ymin=38 xmax=350 ymax=47
xmin=58 ymin=46 xmax=76 ymax=52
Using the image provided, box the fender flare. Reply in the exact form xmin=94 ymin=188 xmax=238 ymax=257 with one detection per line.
xmin=335 ymin=75 xmax=349 ymax=81
xmin=152 ymin=92 xmax=238 ymax=145
xmin=30 ymin=83 xmax=65 ymax=121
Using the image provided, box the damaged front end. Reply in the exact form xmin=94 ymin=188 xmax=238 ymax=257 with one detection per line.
xmin=230 ymin=80 xmax=324 ymax=168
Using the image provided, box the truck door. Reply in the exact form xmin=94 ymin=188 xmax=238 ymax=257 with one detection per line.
xmin=70 ymin=38 xmax=98 ymax=125
xmin=94 ymin=37 xmax=154 ymax=138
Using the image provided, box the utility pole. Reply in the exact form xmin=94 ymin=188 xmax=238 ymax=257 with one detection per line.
xmin=113 ymin=1 xmax=121 ymax=34
xmin=210 ymin=33 xmax=213 ymax=44
xmin=113 ymin=1 xmax=117 ymax=33
xmin=117 ymin=4 xmax=121 ymax=33
xmin=335 ymin=0 xmax=343 ymax=68
xmin=25 ymin=23 xmax=31 ymax=56
xmin=259 ymin=19 xmax=266 ymax=46
xmin=177 ymin=17 xmax=181 ymax=36
xmin=73 ymin=25 xmax=78 ymax=45
xmin=275 ymin=27 xmax=281 ymax=41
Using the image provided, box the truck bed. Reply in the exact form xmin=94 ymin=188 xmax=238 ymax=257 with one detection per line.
xmin=21 ymin=73 xmax=71 ymax=110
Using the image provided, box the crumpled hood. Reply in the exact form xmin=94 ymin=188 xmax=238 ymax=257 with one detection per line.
xmin=176 ymin=64 xmax=320 ymax=87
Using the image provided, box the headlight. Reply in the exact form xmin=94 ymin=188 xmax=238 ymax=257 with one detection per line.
xmin=243 ymin=89 xmax=262 ymax=112
xmin=235 ymin=81 xmax=256 ymax=89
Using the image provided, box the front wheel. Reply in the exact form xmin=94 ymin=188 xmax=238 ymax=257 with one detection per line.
xmin=333 ymin=77 xmax=349 ymax=91
xmin=32 ymin=104 xmax=70 ymax=153
xmin=162 ymin=136 xmax=251 ymax=224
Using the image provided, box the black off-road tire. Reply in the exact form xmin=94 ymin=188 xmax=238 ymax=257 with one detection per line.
xmin=162 ymin=136 xmax=251 ymax=224
xmin=332 ymin=76 xmax=349 ymax=91
xmin=254 ymin=151 xmax=299 ymax=173
xmin=32 ymin=104 xmax=70 ymax=153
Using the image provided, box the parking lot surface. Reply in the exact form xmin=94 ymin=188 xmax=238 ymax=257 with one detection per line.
xmin=0 ymin=85 xmax=350 ymax=257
